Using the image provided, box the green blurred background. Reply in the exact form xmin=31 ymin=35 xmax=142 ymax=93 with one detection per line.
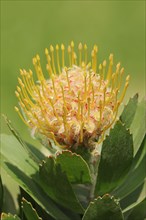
xmin=1 ymin=1 xmax=145 ymax=143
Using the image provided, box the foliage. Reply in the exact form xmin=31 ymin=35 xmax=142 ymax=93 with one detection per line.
xmin=1 ymin=95 xmax=145 ymax=219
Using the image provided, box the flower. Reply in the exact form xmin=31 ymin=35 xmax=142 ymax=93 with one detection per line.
xmin=15 ymin=41 xmax=129 ymax=149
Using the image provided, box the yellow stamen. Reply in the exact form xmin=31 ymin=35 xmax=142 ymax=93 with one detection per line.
xmin=15 ymin=91 xmax=23 ymax=104
xmin=22 ymin=70 xmax=34 ymax=96
xmin=18 ymin=79 xmax=35 ymax=107
xmin=87 ymin=97 xmax=91 ymax=119
xmin=61 ymin=44 xmax=65 ymax=68
xmin=19 ymin=101 xmax=35 ymax=125
xmin=34 ymin=87 xmax=48 ymax=111
xmin=39 ymin=105 xmax=51 ymax=127
xmin=99 ymin=64 xmax=102 ymax=75
xmin=49 ymin=98 xmax=60 ymax=122
xmin=25 ymin=71 xmax=34 ymax=91
xmin=45 ymin=48 xmax=53 ymax=75
xmin=116 ymin=62 xmax=121 ymax=75
xmin=82 ymin=61 xmax=85 ymax=70
xmin=111 ymin=72 xmax=116 ymax=91
xmin=103 ymin=86 xmax=106 ymax=106
xmin=56 ymin=44 xmax=61 ymax=74
xmin=33 ymin=112 xmax=46 ymax=132
xmin=17 ymin=86 xmax=24 ymax=102
xmin=17 ymin=86 xmax=21 ymax=93
xmin=92 ymin=83 xmax=95 ymax=104
xmin=71 ymin=41 xmax=74 ymax=65
xmin=33 ymin=57 xmax=42 ymax=82
xmin=14 ymin=106 xmax=29 ymax=126
xmin=63 ymin=106 xmax=68 ymax=135
xmin=84 ymin=44 xmax=87 ymax=64
xmin=36 ymin=54 xmax=45 ymax=81
xmin=102 ymin=60 xmax=106 ymax=80
xmin=65 ymin=67 xmax=70 ymax=90
xmin=84 ymin=71 xmax=87 ymax=97
xmin=78 ymin=42 xmax=82 ymax=66
xmin=91 ymin=50 xmax=95 ymax=72
xmin=46 ymin=64 xmax=53 ymax=78
xmin=99 ymin=100 xmax=103 ymax=125
xmin=68 ymin=45 xmax=71 ymax=66
xmin=77 ymin=91 xmax=81 ymax=119
xmin=15 ymin=91 xmax=19 ymax=98
xmin=29 ymin=69 xmax=36 ymax=88
xmin=114 ymin=62 xmax=121 ymax=88
xmin=18 ymin=78 xmax=27 ymax=97
xmin=126 ymin=74 xmax=130 ymax=82
xmin=50 ymin=45 xmax=56 ymax=74
xmin=88 ymin=71 xmax=92 ymax=91
xmin=99 ymin=64 xmax=102 ymax=86
xmin=104 ymin=101 xmax=120 ymax=131
xmin=80 ymin=102 xmax=84 ymax=143
xmin=51 ymin=74 xmax=57 ymax=96
xmin=87 ymin=62 xmax=91 ymax=69
xmin=60 ymin=83 xmax=66 ymax=107
xmin=118 ymin=67 xmax=124 ymax=90
xmin=73 ymin=52 xmax=77 ymax=65
xmin=119 ymin=79 xmax=129 ymax=104
xmin=106 ymin=53 xmax=113 ymax=83
xmin=93 ymin=45 xmax=98 ymax=72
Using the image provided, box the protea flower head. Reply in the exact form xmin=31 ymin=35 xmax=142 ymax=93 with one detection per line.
xmin=15 ymin=41 xmax=129 ymax=149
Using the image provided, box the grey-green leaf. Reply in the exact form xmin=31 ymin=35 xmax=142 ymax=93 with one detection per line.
xmin=130 ymin=99 xmax=146 ymax=155
xmin=1 ymin=134 xmax=71 ymax=220
xmin=113 ymin=136 xmax=146 ymax=200
xmin=122 ymin=179 xmax=146 ymax=216
xmin=95 ymin=121 xmax=133 ymax=196
xmin=118 ymin=182 xmax=145 ymax=217
xmin=1 ymin=213 xmax=20 ymax=220
xmin=2 ymin=115 xmax=47 ymax=163
xmin=120 ymin=93 xmax=138 ymax=128
xmin=82 ymin=194 xmax=124 ymax=220
xmin=127 ymin=198 xmax=146 ymax=220
xmin=0 ymin=176 xmax=3 ymax=212
xmin=38 ymin=156 xmax=84 ymax=213
xmin=56 ymin=150 xmax=91 ymax=184
xmin=22 ymin=198 xmax=42 ymax=220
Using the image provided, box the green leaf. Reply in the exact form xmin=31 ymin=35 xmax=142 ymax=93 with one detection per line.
xmin=22 ymin=198 xmax=42 ymax=220
xmin=1 ymin=184 xmax=17 ymax=215
xmin=56 ymin=150 xmax=91 ymax=184
xmin=2 ymin=115 xmax=48 ymax=163
xmin=2 ymin=115 xmax=26 ymax=149
xmin=1 ymin=134 xmax=72 ymax=220
xmin=122 ymin=179 xmax=146 ymax=214
xmin=127 ymin=198 xmax=146 ymax=220
xmin=1 ymin=134 xmax=38 ymax=175
xmin=37 ymin=156 xmax=84 ymax=213
xmin=112 ymin=136 xmax=146 ymax=200
xmin=1 ymin=213 xmax=20 ymax=220
xmin=130 ymin=99 xmax=146 ymax=156
xmin=0 ymin=176 xmax=3 ymax=212
xmin=82 ymin=194 xmax=124 ymax=220
xmin=95 ymin=121 xmax=133 ymax=196
xmin=120 ymin=93 xmax=138 ymax=128
xmin=24 ymin=142 xmax=46 ymax=162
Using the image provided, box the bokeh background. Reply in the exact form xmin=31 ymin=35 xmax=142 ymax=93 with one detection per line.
xmin=1 ymin=1 xmax=145 ymax=143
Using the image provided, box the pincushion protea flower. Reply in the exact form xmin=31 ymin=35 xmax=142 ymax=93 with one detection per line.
xmin=15 ymin=41 xmax=129 ymax=149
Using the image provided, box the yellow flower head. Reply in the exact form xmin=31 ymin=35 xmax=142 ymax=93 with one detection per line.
xmin=15 ymin=41 xmax=129 ymax=149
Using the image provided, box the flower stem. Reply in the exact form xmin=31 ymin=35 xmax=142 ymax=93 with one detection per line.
xmin=89 ymin=150 xmax=100 ymax=200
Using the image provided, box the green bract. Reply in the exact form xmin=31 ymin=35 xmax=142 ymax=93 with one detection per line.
xmin=1 ymin=95 xmax=146 ymax=220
